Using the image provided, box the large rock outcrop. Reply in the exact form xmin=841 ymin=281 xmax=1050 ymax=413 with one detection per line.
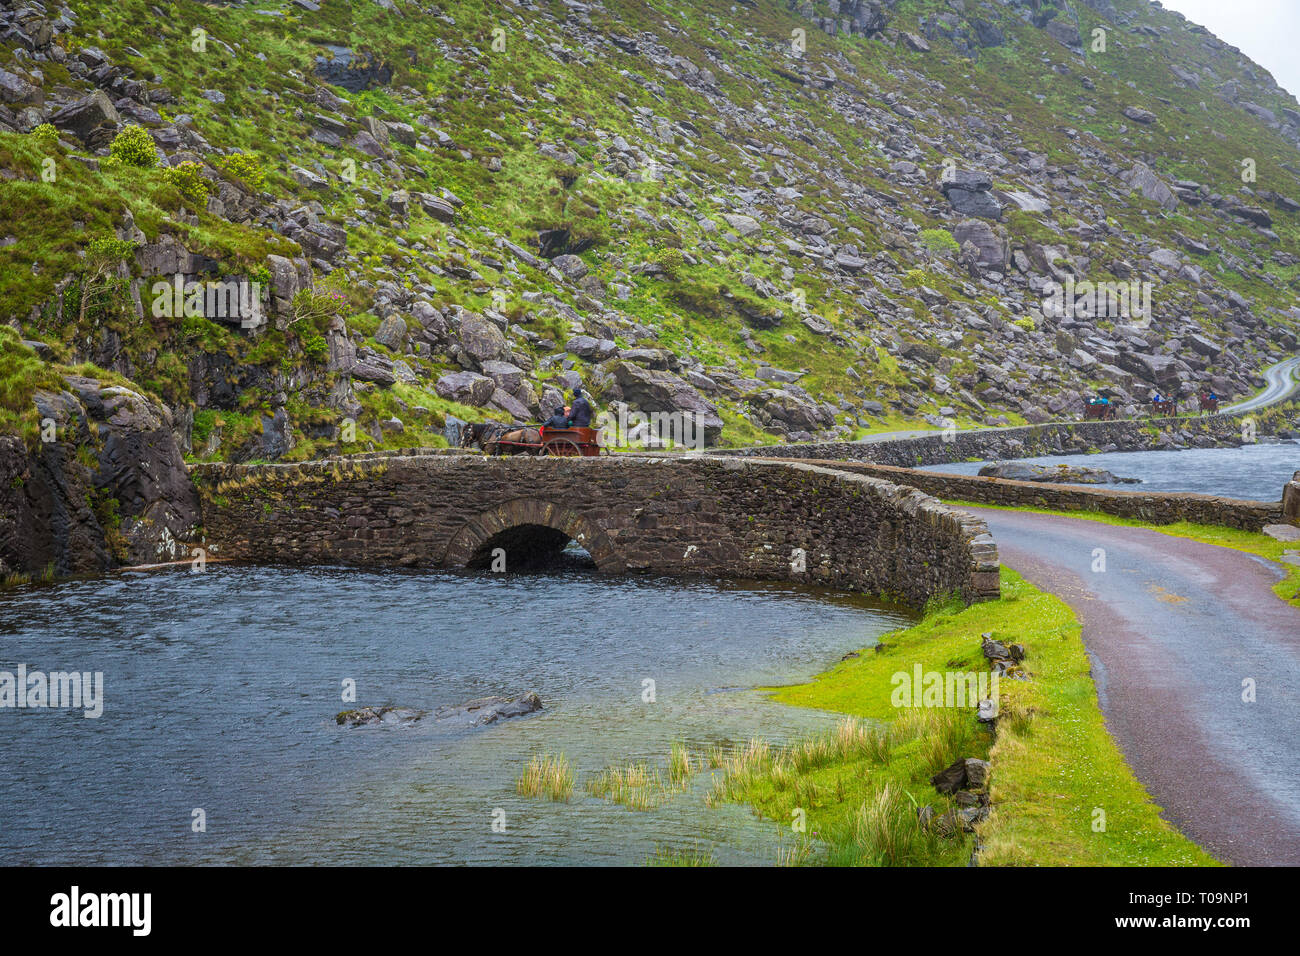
xmin=0 ymin=376 xmax=201 ymax=577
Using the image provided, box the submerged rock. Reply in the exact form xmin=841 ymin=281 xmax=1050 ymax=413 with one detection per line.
xmin=336 ymin=706 xmax=426 ymax=727
xmin=434 ymin=692 xmax=543 ymax=727
xmin=977 ymin=462 xmax=1141 ymax=484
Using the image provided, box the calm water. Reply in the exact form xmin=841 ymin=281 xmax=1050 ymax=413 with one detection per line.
xmin=927 ymin=441 xmax=1300 ymax=500
xmin=0 ymin=566 xmax=910 ymax=866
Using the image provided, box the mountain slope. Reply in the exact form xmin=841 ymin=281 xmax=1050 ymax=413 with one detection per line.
xmin=1 ymin=0 xmax=1298 ymax=462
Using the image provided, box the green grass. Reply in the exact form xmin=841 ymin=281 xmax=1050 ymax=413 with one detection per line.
xmin=740 ymin=568 xmax=1219 ymax=866
xmin=515 ymin=752 xmax=575 ymax=802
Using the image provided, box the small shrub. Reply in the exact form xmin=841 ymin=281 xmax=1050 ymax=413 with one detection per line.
xmin=161 ymin=161 xmax=210 ymax=208
xmin=290 ymin=285 xmax=348 ymax=331
xmin=920 ymin=228 xmax=959 ymax=256
xmin=300 ymin=333 xmax=329 ymax=363
xmin=109 ymin=124 xmax=158 ymax=168
xmin=217 ymin=152 xmax=266 ymax=190
xmin=31 ymin=123 xmax=59 ymax=147
xmin=656 ymin=246 xmax=684 ymax=276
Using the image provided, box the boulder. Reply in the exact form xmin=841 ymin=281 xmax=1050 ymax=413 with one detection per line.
xmin=50 ymin=90 xmax=119 ymax=144
xmin=601 ymin=360 xmax=724 ymax=444
xmin=1117 ymin=351 xmax=1181 ymax=389
xmin=336 ymin=706 xmax=426 ymax=727
xmin=930 ymin=758 xmax=969 ymax=795
xmin=435 ymin=371 xmax=496 ymax=407
xmin=349 ymin=352 xmax=397 ymax=385
xmin=479 ymin=360 xmax=525 ymax=394
xmin=722 ymin=213 xmax=761 ymax=237
xmin=413 ymin=192 xmax=457 ymax=222
xmin=0 ymin=68 xmax=41 ymax=106
xmin=551 ymin=254 xmax=589 ymax=280
xmin=952 ymin=219 xmax=1006 ymax=268
xmin=1044 ymin=19 xmax=1082 ymax=49
xmin=977 ymin=462 xmax=1141 ymax=484
xmin=434 ymin=692 xmax=543 ymax=727
xmin=1123 ymin=105 xmax=1158 ymax=124
xmin=1 ymin=373 xmax=201 ymax=577
xmin=374 ymin=314 xmax=408 ymax=351
xmin=456 ymin=311 xmax=506 ymax=366
xmin=1122 ymin=163 xmax=1178 ymax=210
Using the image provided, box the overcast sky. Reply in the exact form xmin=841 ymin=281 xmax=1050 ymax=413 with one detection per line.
xmin=1161 ymin=0 xmax=1300 ymax=101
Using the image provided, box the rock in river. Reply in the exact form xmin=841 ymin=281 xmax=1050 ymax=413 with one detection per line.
xmin=434 ymin=692 xmax=543 ymax=727
xmin=977 ymin=462 xmax=1141 ymax=484
xmin=336 ymin=706 xmax=427 ymax=727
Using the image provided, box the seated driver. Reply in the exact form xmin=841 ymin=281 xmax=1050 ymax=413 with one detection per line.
xmin=568 ymin=388 xmax=593 ymax=427
xmin=541 ymin=406 xmax=570 ymax=431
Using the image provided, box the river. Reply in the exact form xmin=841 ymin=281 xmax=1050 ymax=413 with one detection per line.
xmin=0 ymin=565 xmax=910 ymax=866
xmin=926 ymin=440 xmax=1300 ymax=500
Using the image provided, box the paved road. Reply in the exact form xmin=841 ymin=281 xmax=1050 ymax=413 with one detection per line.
xmin=964 ymin=506 xmax=1300 ymax=866
xmin=1223 ymin=356 xmax=1300 ymax=414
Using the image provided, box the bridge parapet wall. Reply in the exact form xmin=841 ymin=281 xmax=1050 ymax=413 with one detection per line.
xmin=189 ymin=454 xmax=1000 ymax=607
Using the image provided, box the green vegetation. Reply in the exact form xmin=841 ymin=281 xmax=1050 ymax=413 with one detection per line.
xmin=515 ymin=752 xmax=575 ymax=802
xmin=919 ymin=228 xmax=959 ymax=256
xmin=735 ymin=569 xmax=1218 ymax=866
xmin=107 ymin=124 xmax=158 ymax=168
xmin=0 ymin=328 xmax=64 ymax=443
xmin=216 ymin=152 xmax=266 ymax=191
xmin=160 ymin=161 xmax=211 ymax=208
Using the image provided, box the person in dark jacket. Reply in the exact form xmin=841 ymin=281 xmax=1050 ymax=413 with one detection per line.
xmin=568 ymin=388 xmax=593 ymax=427
xmin=541 ymin=406 xmax=570 ymax=429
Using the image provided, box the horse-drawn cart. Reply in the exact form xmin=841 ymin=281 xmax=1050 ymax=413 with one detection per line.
xmin=530 ymin=426 xmax=605 ymax=457
xmin=461 ymin=422 xmax=605 ymax=457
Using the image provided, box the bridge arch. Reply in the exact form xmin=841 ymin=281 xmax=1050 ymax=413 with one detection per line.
xmin=441 ymin=497 xmax=625 ymax=572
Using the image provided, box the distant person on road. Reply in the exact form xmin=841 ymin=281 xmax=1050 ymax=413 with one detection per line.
xmin=568 ymin=388 xmax=593 ymax=428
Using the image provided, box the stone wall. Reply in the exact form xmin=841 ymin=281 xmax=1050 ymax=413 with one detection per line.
xmin=189 ymin=454 xmax=1001 ymax=607
xmin=715 ymin=414 xmax=1248 ymax=467
xmin=792 ymin=459 xmax=1287 ymax=531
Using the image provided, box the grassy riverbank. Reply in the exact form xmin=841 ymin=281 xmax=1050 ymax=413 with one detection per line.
xmin=719 ymin=569 xmax=1218 ymax=866
xmin=948 ymin=501 xmax=1300 ymax=610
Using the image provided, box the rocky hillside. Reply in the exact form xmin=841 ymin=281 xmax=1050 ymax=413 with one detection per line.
xmin=2 ymin=0 xmax=1299 ymax=467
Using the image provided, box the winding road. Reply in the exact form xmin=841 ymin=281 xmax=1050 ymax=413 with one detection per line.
xmin=965 ymin=506 xmax=1300 ymax=866
xmin=1223 ymin=356 xmax=1300 ymax=414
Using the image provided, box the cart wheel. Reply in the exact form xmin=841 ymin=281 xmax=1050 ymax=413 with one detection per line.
xmin=541 ymin=439 xmax=582 ymax=457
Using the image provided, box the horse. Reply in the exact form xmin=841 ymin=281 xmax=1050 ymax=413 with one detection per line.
xmin=1151 ymin=398 xmax=1176 ymax=417
xmin=1198 ymin=394 xmax=1219 ymax=415
xmin=459 ymin=421 xmax=543 ymax=456
xmin=1084 ymin=402 xmax=1116 ymax=421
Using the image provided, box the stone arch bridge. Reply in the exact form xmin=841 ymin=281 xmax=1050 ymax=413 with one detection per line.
xmin=188 ymin=453 xmax=1000 ymax=608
